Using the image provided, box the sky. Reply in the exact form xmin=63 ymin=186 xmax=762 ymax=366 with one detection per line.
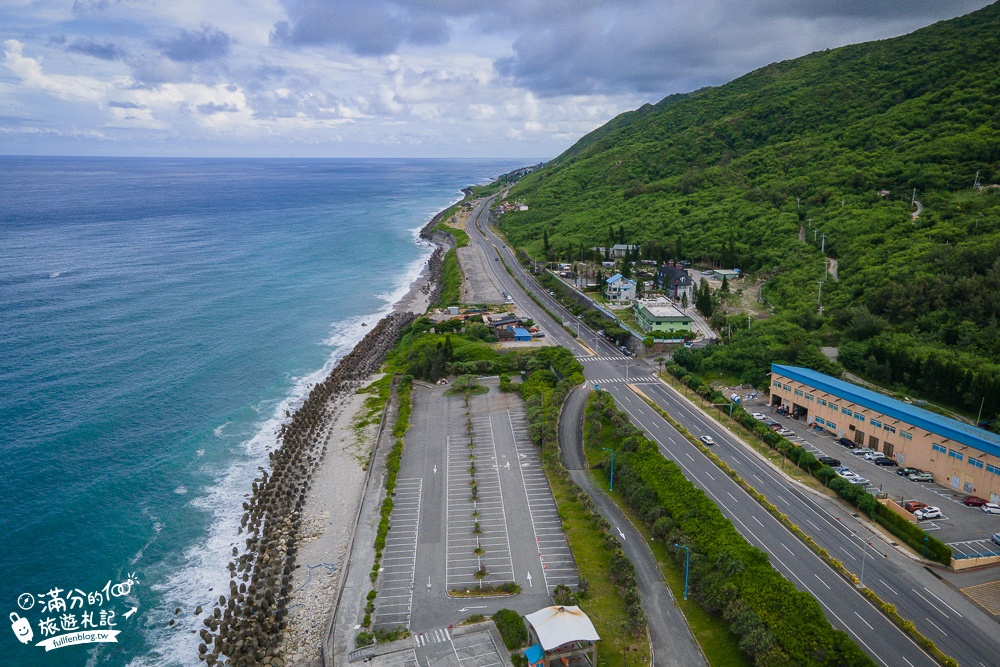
xmin=0 ymin=0 xmax=994 ymax=158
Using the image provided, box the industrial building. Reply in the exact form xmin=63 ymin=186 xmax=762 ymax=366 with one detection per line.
xmin=770 ymin=364 xmax=1000 ymax=501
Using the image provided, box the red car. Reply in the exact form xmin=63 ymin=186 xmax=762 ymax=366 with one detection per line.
xmin=903 ymin=501 xmax=928 ymax=513
xmin=962 ymin=495 xmax=988 ymax=507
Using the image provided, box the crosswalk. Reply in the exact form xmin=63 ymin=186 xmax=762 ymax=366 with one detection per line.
xmin=575 ymin=354 xmax=629 ymax=361
xmin=589 ymin=376 xmax=659 ymax=384
xmin=413 ymin=627 xmax=451 ymax=646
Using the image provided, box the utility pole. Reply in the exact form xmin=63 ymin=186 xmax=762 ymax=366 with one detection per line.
xmin=974 ymin=170 xmax=981 ymax=190
xmin=911 ymin=188 xmax=917 ymax=206
xmin=813 ymin=229 xmax=818 ymax=242
xmin=817 ymin=280 xmax=825 ymax=315
xmin=821 ymin=233 xmax=827 ymax=254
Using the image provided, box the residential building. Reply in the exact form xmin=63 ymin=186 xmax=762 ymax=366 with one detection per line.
xmin=770 ymin=364 xmax=1000 ymax=501
xmin=634 ymin=298 xmax=693 ymax=335
xmin=655 ymin=262 xmax=694 ymax=301
xmin=604 ymin=273 xmax=636 ymax=302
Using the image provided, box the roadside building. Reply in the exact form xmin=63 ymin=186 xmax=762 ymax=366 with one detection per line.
xmin=655 ymin=262 xmax=694 ymax=301
xmin=634 ymin=298 xmax=693 ymax=335
xmin=512 ymin=327 xmax=533 ymax=341
xmin=713 ymin=269 xmax=742 ymax=281
xmin=770 ymin=364 xmax=1000 ymax=501
xmin=604 ymin=273 xmax=636 ymax=302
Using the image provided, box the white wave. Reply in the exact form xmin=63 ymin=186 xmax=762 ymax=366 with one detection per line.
xmin=173 ymin=486 xmax=187 ymax=495
xmin=213 ymin=422 xmax=230 ymax=438
xmin=195 ymin=449 xmax=205 ymax=457
xmin=50 ymin=271 xmax=62 ymax=278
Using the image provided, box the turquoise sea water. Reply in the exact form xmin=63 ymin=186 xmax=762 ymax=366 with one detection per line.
xmin=0 ymin=157 xmax=530 ymax=666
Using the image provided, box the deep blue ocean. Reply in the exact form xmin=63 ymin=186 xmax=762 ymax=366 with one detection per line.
xmin=0 ymin=156 xmax=530 ymax=666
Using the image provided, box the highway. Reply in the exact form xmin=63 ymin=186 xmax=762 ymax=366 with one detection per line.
xmin=463 ymin=194 xmax=1000 ymax=667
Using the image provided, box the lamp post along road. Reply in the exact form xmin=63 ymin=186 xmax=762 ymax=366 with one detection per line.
xmin=674 ymin=544 xmax=691 ymax=600
xmin=602 ymin=447 xmax=615 ymax=492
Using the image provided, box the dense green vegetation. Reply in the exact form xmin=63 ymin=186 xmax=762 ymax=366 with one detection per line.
xmin=501 ymin=2 xmax=1000 ymax=425
xmin=436 ymin=249 xmax=462 ymax=308
xmin=586 ymin=391 xmax=875 ymax=667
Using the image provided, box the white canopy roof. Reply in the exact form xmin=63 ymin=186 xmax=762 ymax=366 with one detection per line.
xmin=524 ymin=606 xmax=600 ymax=651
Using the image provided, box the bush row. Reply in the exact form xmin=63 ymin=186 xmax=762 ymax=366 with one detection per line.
xmin=587 ymin=392 xmax=874 ymax=667
xmin=665 ymin=362 xmax=952 ymax=566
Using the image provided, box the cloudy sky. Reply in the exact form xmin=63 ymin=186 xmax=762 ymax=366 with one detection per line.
xmin=0 ymin=0 xmax=992 ymax=158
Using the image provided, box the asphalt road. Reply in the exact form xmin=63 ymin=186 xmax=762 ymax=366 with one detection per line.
xmin=464 ymin=196 xmax=1000 ymax=667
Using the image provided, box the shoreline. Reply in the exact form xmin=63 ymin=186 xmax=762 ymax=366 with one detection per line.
xmin=193 ymin=200 xmax=450 ymax=666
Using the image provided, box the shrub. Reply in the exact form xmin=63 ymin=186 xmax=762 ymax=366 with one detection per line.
xmin=493 ymin=608 xmax=528 ymax=650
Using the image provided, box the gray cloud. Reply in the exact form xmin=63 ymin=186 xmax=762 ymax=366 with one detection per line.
xmin=196 ymin=102 xmax=239 ymax=114
xmin=155 ymin=24 xmax=233 ymax=62
xmin=270 ymin=0 xmax=448 ymax=54
xmin=67 ymin=39 xmax=126 ymax=60
xmin=490 ymin=0 xmax=995 ymax=97
xmin=108 ymin=100 xmax=144 ymax=109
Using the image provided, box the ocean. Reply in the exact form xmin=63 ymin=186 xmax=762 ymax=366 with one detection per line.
xmin=0 ymin=156 xmax=531 ymax=666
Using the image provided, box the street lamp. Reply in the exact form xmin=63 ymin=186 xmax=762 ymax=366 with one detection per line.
xmin=860 ymin=539 xmax=871 ymax=588
xmin=674 ymin=544 xmax=691 ymax=600
xmin=602 ymin=447 xmax=615 ymax=492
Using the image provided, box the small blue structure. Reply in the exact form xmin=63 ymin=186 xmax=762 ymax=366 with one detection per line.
xmin=512 ymin=327 xmax=532 ymax=341
xmin=525 ymin=644 xmax=546 ymax=667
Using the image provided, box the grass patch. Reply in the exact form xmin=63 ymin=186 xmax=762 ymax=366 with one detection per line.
xmin=436 ymin=221 xmax=470 ymax=248
xmin=437 ymin=249 xmax=462 ymax=307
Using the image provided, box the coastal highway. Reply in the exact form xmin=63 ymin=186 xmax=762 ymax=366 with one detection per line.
xmin=461 ymin=196 xmax=999 ymax=666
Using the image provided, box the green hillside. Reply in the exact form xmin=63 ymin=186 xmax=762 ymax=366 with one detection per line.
xmin=499 ymin=2 xmax=1000 ymax=425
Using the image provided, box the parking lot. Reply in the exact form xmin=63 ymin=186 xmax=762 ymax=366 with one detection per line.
xmin=379 ymin=380 xmax=577 ymax=634
xmin=740 ymin=399 xmax=1000 ymax=557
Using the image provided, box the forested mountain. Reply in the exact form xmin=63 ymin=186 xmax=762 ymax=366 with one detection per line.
xmin=500 ymin=2 xmax=1000 ymax=425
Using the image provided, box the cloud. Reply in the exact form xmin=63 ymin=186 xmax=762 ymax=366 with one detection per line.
xmin=3 ymin=39 xmax=108 ymax=102
xmin=270 ymin=0 xmax=448 ymax=55
xmin=154 ymin=24 xmax=233 ymax=62
xmin=67 ymin=39 xmax=126 ymax=60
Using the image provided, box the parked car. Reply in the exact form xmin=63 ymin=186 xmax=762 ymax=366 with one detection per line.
xmin=818 ymin=456 xmax=841 ymax=467
xmin=873 ymin=457 xmax=898 ymax=467
xmin=915 ymin=506 xmax=942 ymax=521
xmin=769 ymin=423 xmax=783 ymax=431
xmin=751 ymin=412 xmax=767 ymax=421
xmin=700 ymin=435 xmax=715 ymax=446
xmin=852 ymin=447 xmax=876 ymax=457
xmin=962 ymin=495 xmax=988 ymax=507
xmin=897 ymin=467 xmax=922 ymax=477
xmin=992 ymin=532 xmax=1000 ymax=547
xmin=863 ymin=451 xmax=882 ymax=461
xmin=849 ymin=476 xmax=870 ymax=486
xmin=838 ymin=437 xmax=856 ymax=448
xmin=909 ymin=472 xmax=934 ymax=482
xmin=776 ymin=428 xmax=793 ymax=436
xmin=982 ymin=503 xmax=1000 ymax=515
xmin=903 ymin=501 xmax=928 ymax=513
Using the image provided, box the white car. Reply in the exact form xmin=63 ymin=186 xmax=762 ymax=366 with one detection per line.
xmin=849 ymin=476 xmax=870 ymax=486
xmin=700 ymin=435 xmax=715 ymax=446
xmin=752 ymin=412 xmax=767 ymax=421
xmin=863 ymin=451 xmax=882 ymax=461
xmin=776 ymin=428 xmax=793 ymax=436
xmin=982 ymin=503 xmax=1000 ymax=515
xmin=915 ymin=506 xmax=942 ymax=520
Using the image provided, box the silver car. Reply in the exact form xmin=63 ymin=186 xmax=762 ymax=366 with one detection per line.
xmin=982 ymin=503 xmax=1000 ymax=515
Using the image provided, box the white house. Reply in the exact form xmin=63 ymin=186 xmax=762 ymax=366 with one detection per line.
xmin=605 ymin=273 xmax=637 ymax=302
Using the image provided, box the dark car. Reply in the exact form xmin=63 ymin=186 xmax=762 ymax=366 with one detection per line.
xmin=818 ymin=456 xmax=841 ymax=467
xmin=962 ymin=495 xmax=988 ymax=507
xmin=896 ymin=467 xmax=922 ymax=477
xmin=838 ymin=437 xmax=856 ymax=448
xmin=873 ymin=457 xmax=898 ymax=467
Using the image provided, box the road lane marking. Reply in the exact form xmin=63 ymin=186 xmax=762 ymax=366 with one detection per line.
xmin=924 ymin=617 xmax=947 ymax=637
xmin=911 ymin=589 xmax=949 ymax=619
xmin=815 ymin=574 xmax=831 ymax=589
xmin=878 ymin=579 xmax=897 ymax=596
xmin=923 ymin=588 xmax=962 ymax=618
xmin=854 ymin=611 xmax=874 ymax=630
